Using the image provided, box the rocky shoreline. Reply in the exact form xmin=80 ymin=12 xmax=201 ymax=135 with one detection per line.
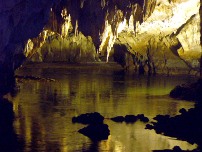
xmin=146 ymin=78 xmax=202 ymax=151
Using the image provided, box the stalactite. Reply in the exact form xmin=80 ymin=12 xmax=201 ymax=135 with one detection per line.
xmin=24 ymin=39 xmax=34 ymax=57
xmin=101 ymin=0 xmax=106 ymax=8
xmin=75 ymin=20 xmax=79 ymax=37
xmin=61 ymin=8 xmax=71 ymax=38
xmin=15 ymin=0 xmax=161 ymax=65
xmin=80 ymin=0 xmax=85 ymax=8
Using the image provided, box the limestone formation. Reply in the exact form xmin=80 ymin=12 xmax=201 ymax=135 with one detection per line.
xmin=0 ymin=0 xmax=201 ymax=80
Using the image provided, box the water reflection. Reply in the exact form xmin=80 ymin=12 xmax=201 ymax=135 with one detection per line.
xmin=13 ymin=64 xmax=197 ymax=151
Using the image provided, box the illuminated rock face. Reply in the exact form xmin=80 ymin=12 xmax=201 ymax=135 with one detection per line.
xmin=24 ymin=9 xmax=98 ymax=63
xmin=0 ymin=0 xmax=201 ymax=76
xmin=26 ymin=31 xmax=97 ymax=63
xmin=25 ymin=0 xmax=155 ymax=63
xmin=110 ymin=0 xmax=201 ymax=74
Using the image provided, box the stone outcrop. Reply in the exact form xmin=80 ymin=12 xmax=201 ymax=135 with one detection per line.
xmin=170 ymin=78 xmax=202 ymax=101
xmin=109 ymin=0 xmax=201 ymax=75
xmin=146 ymin=105 xmax=202 ymax=151
xmin=25 ymin=0 xmax=156 ymax=63
xmin=72 ymin=112 xmax=110 ymax=141
xmin=25 ymin=31 xmax=97 ymax=62
xmin=111 ymin=114 xmax=149 ymax=123
xmin=72 ymin=112 xmax=104 ymax=124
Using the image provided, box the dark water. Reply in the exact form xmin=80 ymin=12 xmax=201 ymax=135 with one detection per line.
xmin=9 ymin=63 xmax=197 ymax=152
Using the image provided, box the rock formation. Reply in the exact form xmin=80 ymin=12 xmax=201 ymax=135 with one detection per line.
xmin=0 ymin=0 xmax=201 ymax=84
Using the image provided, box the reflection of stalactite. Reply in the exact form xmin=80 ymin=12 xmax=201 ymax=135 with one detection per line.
xmin=25 ymin=0 xmax=158 ymax=65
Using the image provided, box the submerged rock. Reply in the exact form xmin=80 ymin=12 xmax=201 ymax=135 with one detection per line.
xmin=111 ymin=114 xmax=149 ymax=123
xmin=153 ymin=114 xmax=170 ymax=122
xmin=73 ymin=112 xmax=109 ymax=140
xmin=137 ymin=114 xmax=150 ymax=122
xmin=125 ymin=115 xmax=138 ymax=123
xmin=78 ymin=124 xmax=110 ymax=141
xmin=145 ymin=124 xmax=153 ymax=130
xmin=110 ymin=116 xmax=125 ymax=122
xmin=72 ymin=112 xmax=104 ymax=124
xmin=145 ymin=105 xmax=202 ymax=149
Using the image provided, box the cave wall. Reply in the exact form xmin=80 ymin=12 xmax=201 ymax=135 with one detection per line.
xmin=0 ymin=0 xmax=201 ymax=77
xmin=24 ymin=8 xmax=98 ymax=63
xmin=24 ymin=0 xmax=156 ymax=64
xmin=108 ymin=0 xmax=201 ymax=75
xmin=25 ymin=31 xmax=97 ymax=63
xmin=0 ymin=0 xmax=55 ymax=73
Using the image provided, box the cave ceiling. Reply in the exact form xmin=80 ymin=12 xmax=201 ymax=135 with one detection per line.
xmin=47 ymin=0 xmax=156 ymax=48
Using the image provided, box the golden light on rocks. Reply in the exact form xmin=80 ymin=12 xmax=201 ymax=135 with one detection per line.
xmin=61 ymin=9 xmax=72 ymax=38
xmin=99 ymin=16 xmax=135 ymax=62
xmin=20 ymin=0 xmax=201 ymax=73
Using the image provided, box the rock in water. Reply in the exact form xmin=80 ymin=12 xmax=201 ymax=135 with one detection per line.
xmin=78 ymin=124 xmax=110 ymax=141
xmin=137 ymin=114 xmax=149 ymax=122
xmin=111 ymin=116 xmax=125 ymax=122
xmin=72 ymin=112 xmax=104 ymax=124
xmin=125 ymin=115 xmax=138 ymax=123
xmin=170 ymin=79 xmax=202 ymax=101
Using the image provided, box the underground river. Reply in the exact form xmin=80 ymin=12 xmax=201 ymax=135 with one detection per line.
xmin=5 ymin=63 xmax=198 ymax=152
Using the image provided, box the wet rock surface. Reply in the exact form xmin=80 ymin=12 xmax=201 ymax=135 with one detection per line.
xmin=111 ymin=114 xmax=149 ymax=123
xmin=110 ymin=116 xmax=125 ymax=122
xmin=72 ymin=112 xmax=104 ymax=124
xmin=146 ymin=105 xmax=202 ymax=151
xmin=149 ymin=79 xmax=202 ymax=151
xmin=72 ymin=112 xmax=109 ymax=141
xmin=125 ymin=115 xmax=138 ymax=123
xmin=73 ymin=112 xmax=149 ymax=141
xmin=170 ymin=79 xmax=202 ymax=101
